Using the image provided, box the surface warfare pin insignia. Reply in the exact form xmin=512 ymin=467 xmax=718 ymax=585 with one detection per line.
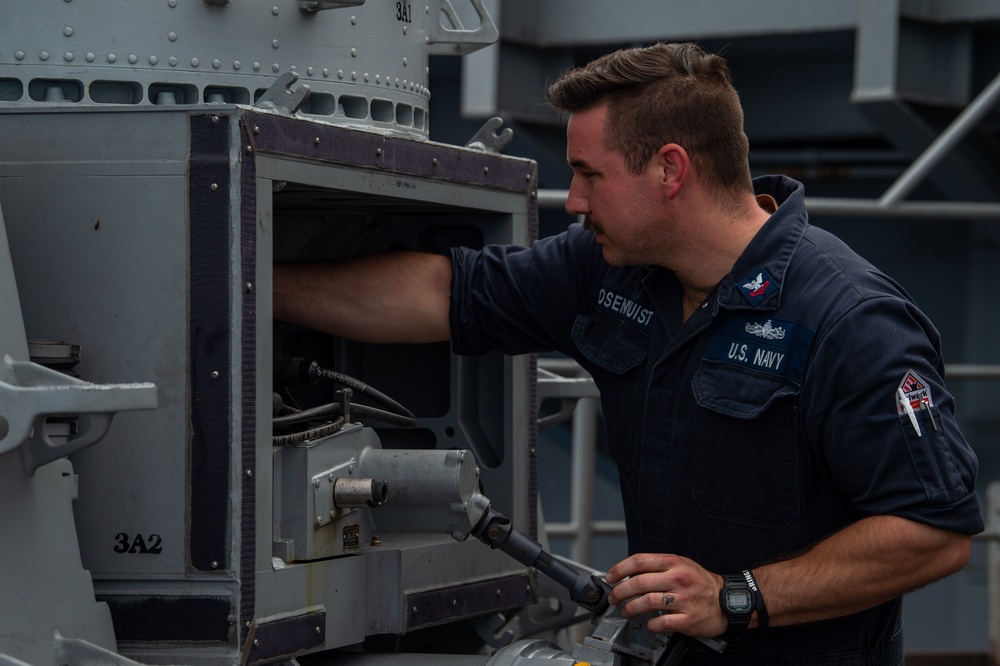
xmin=738 ymin=269 xmax=777 ymax=306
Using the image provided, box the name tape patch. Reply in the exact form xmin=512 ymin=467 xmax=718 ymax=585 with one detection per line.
xmin=704 ymin=317 xmax=815 ymax=382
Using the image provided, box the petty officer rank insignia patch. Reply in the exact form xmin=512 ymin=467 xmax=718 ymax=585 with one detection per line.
xmin=738 ymin=268 xmax=778 ymax=306
xmin=897 ymin=370 xmax=932 ymax=414
xmin=703 ymin=316 xmax=816 ymax=383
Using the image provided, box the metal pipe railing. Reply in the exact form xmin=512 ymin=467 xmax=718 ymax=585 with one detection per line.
xmin=537 ymin=189 xmax=1000 ymax=220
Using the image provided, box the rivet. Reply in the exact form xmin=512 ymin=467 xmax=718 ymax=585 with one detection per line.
xmin=211 ymin=183 xmax=219 ymax=191
xmin=272 ymin=6 xmax=279 ymax=15
xmin=253 ymin=639 xmax=259 ymax=647
xmin=246 ymin=281 xmax=255 ymax=291
xmin=351 ymin=15 xmax=357 ymax=24
xmin=313 ymin=479 xmax=321 ymax=488
xmin=315 ymin=626 xmax=321 ymax=635
xmin=246 ymin=469 xmax=253 ymax=478
xmin=86 ymin=53 xmax=95 ymax=62
xmin=351 ymin=71 xmax=357 ymax=81
xmin=253 ymin=126 xmax=260 ymax=134
xmin=314 ymin=137 xmax=320 ymax=145
xmin=348 ymin=464 xmax=354 ymax=474
xmin=364 ymin=73 xmax=369 ymax=82
xmin=15 ymin=51 xmax=25 ymax=61
xmin=484 ymin=167 xmax=490 ymax=175
xmin=432 ymin=158 xmax=437 ymax=166
xmin=315 ymin=516 xmax=323 ymax=526
xmin=253 ymin=62 xmax=261 ymax=71
xmin=272 ymin=39 xmax=279 ymax=49
xmin=168 ymin=32 xmax=177 ymax=42
xmin=128 ymin=54 xmax=138 ymax=64
xmin=191 ymin=57 xmax=199 ymax=67
xmin=211 ymin=370 xmax=219 ymax=379
xmin=307 ymin=66 xmax=315 ymax=76
xmin=211 ymin=560 xmax=219 ymax=569
xmin=376 ymin=148 xmax=383 ymax=157
xmin=168 ymin=0 xmax=178 ymax=7
xmin=246 ymin=145 xmax=253 ymax=154
xmin=212 ymin=115 xmax=219 ymax=124
xmin=64 ymin=27 xmax=74 ymax=37
xmin=213 ymin=59 xmax=221 ymax=69
xmin=107 ymin=53 xmax=116 ymax=63
xmin=149 ymin=55 xmax=158 ymax=65
xmin=322 ymin=68 xmax=330 ymax=77
xmin=272 ymin=63 xmax=280 ymax=73
xmin=63 ymin=52 xmax=74 ymax=62
xmin=169 ymin=56 xmax=178 ymax=67
xmin=376 ymin=75 xmax=381 ymax=84
xmin=39 ymin=51 xmax=50 ymax=61
xmin=233 ymin=61 xmax=241 ymax=70
xmin=451 ymin=599 xmax=457 ymax=607
xmin=412 ymin=607 xmax=418 ymax=614
xmin=402 ymin=57 xmax=408 ymax=66
xmin=526 ymin=174 xmax=531 ymax=181
xmin=337 ymin=69 xmax=344 ymax=79
xmin=403 ymin=26 xmax=408 ymax=35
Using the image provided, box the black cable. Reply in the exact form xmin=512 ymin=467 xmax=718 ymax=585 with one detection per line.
xmin=312 ymin=366 xmax=415 ymax=419
xmin=272 ymin=400 xmax=417 ymax=429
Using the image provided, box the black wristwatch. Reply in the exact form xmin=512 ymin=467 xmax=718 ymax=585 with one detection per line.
xmin=719 ymin=570 xmax=767 ymax=637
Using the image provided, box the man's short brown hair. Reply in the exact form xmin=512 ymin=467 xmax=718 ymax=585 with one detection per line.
xmin=546 ymin=42 xmax=753 ymax=198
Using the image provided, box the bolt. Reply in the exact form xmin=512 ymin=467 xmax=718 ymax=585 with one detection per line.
xmin=315 ymin=626 xmax=321 ymax=635
xmin=487 ymin=525 xmax=502 ymax=539
xmin=376 ymin=148 xmax=383 ymax=157
xmin=211 ymin=560 xmax=218 ymax=569
xmin=210 ymin=370 xmax=219 ymax=379
xmin=484 ymin=167 xmax=490 ymax=175
xmin=253 ymin=126 xmax=260 ymax=135
xmin=370 ymin=535 xmax=382 ymax=547
xmin=210 ymin=183 xmax=218 ymax=191
xmin=314 ymin=137 xmax=321 ymax=145
xmin=316 ymin=516 xmax=323 ymax=526
xmin=246 ymin=469 xmax=253 ymax=478
xmin=587 ymin=590 xmax=599 ymax=602
xmin=245 ymin=282 xmax=254 ymax=292
xmin=314 ymin=478 xmax=321 ymax=488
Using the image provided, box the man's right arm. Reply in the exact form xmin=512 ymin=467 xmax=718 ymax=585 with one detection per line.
xmin=272 ymin=252 xmax=453 ymax=344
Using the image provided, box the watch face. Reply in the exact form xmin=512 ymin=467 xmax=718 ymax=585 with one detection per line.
xmin=725 ymin=588 xmax=753 ymax=612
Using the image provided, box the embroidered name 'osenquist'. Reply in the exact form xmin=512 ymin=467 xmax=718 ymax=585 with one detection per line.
xmin=598 ymin=287 xmax=654 ymax=326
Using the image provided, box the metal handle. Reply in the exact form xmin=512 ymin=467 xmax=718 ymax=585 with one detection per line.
xmin=427 ymin=0 xmax=499 ymax=55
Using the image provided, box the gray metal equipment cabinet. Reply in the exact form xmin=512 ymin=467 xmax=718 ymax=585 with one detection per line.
xmin=0 ymin=101 xmax=540 ymax=665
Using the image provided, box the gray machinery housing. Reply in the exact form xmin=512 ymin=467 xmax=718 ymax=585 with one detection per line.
xmin=0 ymin=2 xmax=576 ymax=665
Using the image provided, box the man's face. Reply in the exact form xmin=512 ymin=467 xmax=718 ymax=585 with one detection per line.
xmin=565 ymin=105 xmax=667 ymax=267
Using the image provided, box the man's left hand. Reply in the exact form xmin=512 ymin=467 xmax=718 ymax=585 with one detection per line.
xmin=604 ymin=553 xmax=727 ymax=638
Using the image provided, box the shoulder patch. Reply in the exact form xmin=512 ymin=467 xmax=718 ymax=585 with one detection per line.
xmin=897 ymin=370 xmax=933 ymax=414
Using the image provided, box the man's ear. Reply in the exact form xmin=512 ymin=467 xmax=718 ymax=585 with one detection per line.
xmin=657 ymin=143 xmax=690 ymax=199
